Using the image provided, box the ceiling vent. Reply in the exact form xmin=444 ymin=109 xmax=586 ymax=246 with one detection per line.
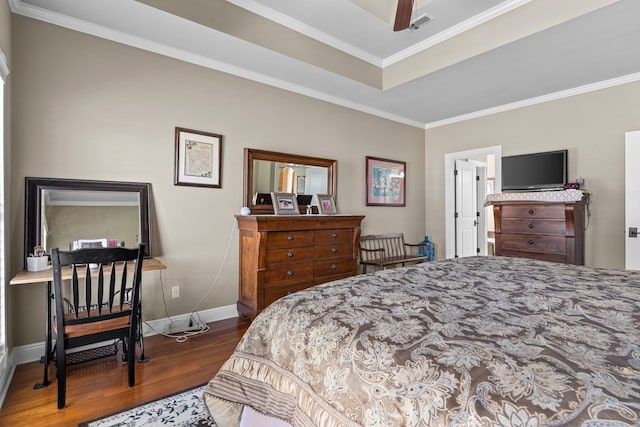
xmin=410 ymin=13 xmax=432 ymax=30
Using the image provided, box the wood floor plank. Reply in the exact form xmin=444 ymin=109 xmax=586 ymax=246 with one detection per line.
xmin=0 ymin=317 xmax=250 ymax=426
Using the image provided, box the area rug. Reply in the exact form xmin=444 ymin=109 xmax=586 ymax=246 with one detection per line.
xmin=78 ymin=384 xmax=216 ymax=426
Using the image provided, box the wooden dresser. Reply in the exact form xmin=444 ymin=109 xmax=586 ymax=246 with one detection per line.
xmin=492 ymin=200 xmax=586 ymax=265
xmin=236 ymin=214 xmax=365 ymax=319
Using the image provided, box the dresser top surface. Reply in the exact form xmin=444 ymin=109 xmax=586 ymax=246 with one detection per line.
xmin=236 ymin=214 xmax=365 ymax=231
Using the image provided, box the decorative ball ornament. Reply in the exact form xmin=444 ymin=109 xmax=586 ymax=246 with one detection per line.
xmin=240 ymin=206 xmax=251 ymax=216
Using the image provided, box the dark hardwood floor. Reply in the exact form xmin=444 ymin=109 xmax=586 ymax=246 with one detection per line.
xmin=0 ymin=316 xmax=250 ymax=426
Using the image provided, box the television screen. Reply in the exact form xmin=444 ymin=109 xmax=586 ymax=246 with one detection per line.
xmin=502 ymin=150 xmax=567 ymax=191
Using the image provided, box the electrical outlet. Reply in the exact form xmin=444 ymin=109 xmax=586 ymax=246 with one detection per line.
xmin=171 ymin=285 xmax=180 ymax=299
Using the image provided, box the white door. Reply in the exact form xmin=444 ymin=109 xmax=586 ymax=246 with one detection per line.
xmin=625 ymin=131 xmax=640 ymax=270
xmin=444 ymin=146 xmax=502 ymax=259
xmin=455 ymin=160 xmax=480 ymax=257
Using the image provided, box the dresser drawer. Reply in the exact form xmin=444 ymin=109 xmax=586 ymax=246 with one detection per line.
xmin=315 ymin=229 xmax=353 ymax=244
xmin=266 ymin=246 xmax=314 ymax=265
xmin=267 ymin=231 xmax=313 ymax=247
xmin=500 ymin=234 xmax=566 ymax=254
xmin=314 ymin=258 xmax=355 ymax=278
xmin=315 ymin=242 xmax=353 ymax=259
xmin=501 ymin=219 xmax=566 ymax=235
xmin=264 ymin=281 xmax=315 ymax=306
xmin=501 ymin=204 xmax=565 ymax=219
xmin=265 ymin=261 xmax=314 ymax=286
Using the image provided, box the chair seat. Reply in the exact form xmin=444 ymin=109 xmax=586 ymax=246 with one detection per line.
xmin=54 ymin=308 xmax=132 ymax=338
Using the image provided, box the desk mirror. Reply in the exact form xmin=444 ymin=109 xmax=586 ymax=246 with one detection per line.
xmin=25 ymin=177 xmax=152 ymax=266
xmin=244 ymin=148 xmax=337 ymax=214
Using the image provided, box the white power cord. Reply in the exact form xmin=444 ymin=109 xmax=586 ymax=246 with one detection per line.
xmin=143 ymin=219 xmax=237 ymax=343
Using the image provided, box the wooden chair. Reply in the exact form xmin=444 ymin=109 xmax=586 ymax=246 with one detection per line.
xmin=51 ymin=244 xmax=144 ymax=409
xmin=359 ymin=233 xmax=428 ymax=273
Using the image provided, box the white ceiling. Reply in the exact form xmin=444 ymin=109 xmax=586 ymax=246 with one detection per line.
xmin=11 ymin=0 xmax=640 ymax=128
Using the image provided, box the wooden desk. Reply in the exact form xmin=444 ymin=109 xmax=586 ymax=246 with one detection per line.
xmin=10 ymin=257 xmax=166 ymax=389
xmin=9 ymin=257 xmax=166 ymax=285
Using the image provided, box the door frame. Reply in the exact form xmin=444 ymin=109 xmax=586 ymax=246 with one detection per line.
xmin=444 ymin=145 xmax=502 ymax=259
xmin=625 ymin=131 xmax=640 ymax=270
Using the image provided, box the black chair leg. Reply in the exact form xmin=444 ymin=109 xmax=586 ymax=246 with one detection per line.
xmin=56 ymin=348 xmax=66 ymax=409
xmin=127 ymin=336 xmax=135 ymax=387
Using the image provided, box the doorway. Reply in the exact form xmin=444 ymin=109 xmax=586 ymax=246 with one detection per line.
xmin=625 ymin=131 xmax=640 ymax=270
xmin=444 ymin=146 xmax=502 ymax=259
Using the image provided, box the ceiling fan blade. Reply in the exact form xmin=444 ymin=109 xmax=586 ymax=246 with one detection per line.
xmin=393 ymin=0 xmax=414 ymax=31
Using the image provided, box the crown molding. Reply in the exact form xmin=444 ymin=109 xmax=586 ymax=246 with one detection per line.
xmin=425 ymin=71 xmax=640 ymax=129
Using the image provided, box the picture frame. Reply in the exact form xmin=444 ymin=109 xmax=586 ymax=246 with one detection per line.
xmin=271 ymin=192 xmax=300 ymax=215
xmin=316 ymin=194 xmax=337 ymax=215
xmin=366 ymin=156 xmax=406 ymax=207
xmin=174 ymin=127 xmax=223 ymax=188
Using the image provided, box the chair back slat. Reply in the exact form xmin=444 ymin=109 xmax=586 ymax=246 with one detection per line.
xmin=96 ymin=264 xmax=104 ymax=315
xmin=108 ymin=262 xmax=116 ymax=313
xmin=84 ymin=264 xmax=92 ymax=317
xmin=71 ymin=266 xmax=80 ymax=319
xmin=119 ymin=262 xmax=128 ymax=311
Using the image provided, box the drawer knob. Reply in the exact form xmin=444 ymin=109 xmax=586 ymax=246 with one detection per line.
xmin=287 ymin=235 xmax=294 ymax=241
xmin=528 ymin=239 xmax=535 ymax=245
xmin=331 ymin=264 xmax=337 ymax=270
xmin=528 ymin=209 xmax=535 ymax=215
xmin=287 ymin=270 xmax=294 ymax=277
xmin=331 ymin=247 xmax=338 ymax=253
xmin=332 ymin=233 xmax=338 ymax=238
xmin=528 ymin=223 xmax=534 ymax=229
xmin=288 ymin=252 xmax=294 ymax=258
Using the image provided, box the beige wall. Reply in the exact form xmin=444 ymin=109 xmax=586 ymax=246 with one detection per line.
xmin=426 ymin=81 xmax=640 ymax=269
xmin=8 ymin=16 xmax=425 ymax=347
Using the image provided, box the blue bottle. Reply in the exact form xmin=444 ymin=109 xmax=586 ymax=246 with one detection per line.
xmin=424 ymin=236 xmax=435 ymax=261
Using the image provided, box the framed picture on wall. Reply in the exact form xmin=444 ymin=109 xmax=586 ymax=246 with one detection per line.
xmin=316 ymin=194 xmax=337 ymax=215
xmin=366 ymin=156 xmax=406 ymax=207
xmin=174 ymin=127 xmax=223 ymax=188
xmin=271 ymin=192 xmax=300 ymax=215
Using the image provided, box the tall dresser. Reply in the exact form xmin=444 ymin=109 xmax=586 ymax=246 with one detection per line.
xmin=236 ymin=214 xmax=365 ymax=319
xmin=492 ymin=199 xmax=586 ymax=265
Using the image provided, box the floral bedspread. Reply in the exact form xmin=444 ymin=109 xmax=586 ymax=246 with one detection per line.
xmin=204 ymin=256 xmax=640 ymax=427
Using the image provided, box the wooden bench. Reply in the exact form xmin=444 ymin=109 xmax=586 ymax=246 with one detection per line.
xmin=359 ymin=233 xmax=428 ymax=273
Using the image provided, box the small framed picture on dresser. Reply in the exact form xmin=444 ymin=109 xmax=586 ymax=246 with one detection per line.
xmin=271 ymin=192 xmax=300 ymax=215
xmin=316 ymin=194 xmax=337 ymax=215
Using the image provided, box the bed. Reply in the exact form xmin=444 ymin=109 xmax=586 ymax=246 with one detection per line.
xmin=204 ymin=256 xmax=640 ymax=426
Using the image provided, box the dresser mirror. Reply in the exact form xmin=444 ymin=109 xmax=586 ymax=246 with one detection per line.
xmin=24 ymin=177 xmax=152 ymax=267
xmin=244 ymin=148 xmax=337 ymax=214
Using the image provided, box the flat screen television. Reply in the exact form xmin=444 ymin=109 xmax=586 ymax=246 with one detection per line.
xmin=502 ymin=149 xmax=568 ymax=192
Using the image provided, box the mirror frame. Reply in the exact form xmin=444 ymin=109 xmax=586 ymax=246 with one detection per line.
xmin=24 ymin=177 xmax=152 ymax=266
xmin=244 ymin=148 xmax=337 ymax=214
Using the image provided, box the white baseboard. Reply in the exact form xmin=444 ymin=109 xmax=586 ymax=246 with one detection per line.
xmin=0 ymin=304 xmax=237 ymax=409
xmin=0 ymin=358 xmax=15 ymax=410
